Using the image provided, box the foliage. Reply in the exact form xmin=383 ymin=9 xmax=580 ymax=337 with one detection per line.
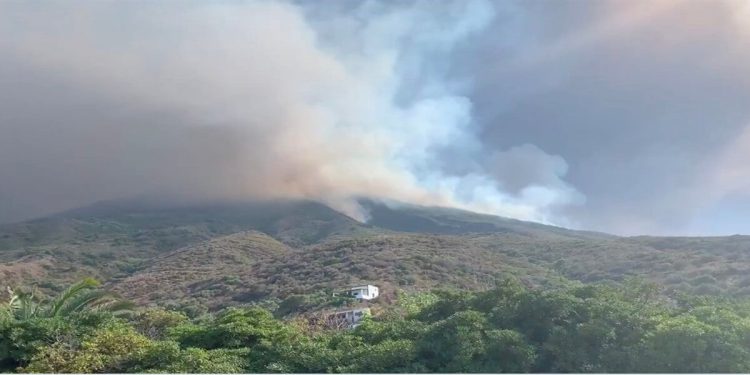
xmin=131 ymin=308 xmax=188 ymax=340
xmin=3 ymin=278 xmax=132 ymax=320
xmin=9 ymin=276 xmax=750 ymax=373
xmin=9 ymin=203 xmax=750 ymax=373
xmin=8 ymin=201 xmax=750 ymax=314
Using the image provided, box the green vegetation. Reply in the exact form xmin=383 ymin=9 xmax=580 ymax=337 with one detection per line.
xmin=4 ymin=200 xmax=750 ymax=311
xmin=5 ymin=201 xmax=750 ymax=372
xmin=5 ymin=278 xmax=750 ymax=373
xmin=4 ymin=278 xmax=132 ymax=320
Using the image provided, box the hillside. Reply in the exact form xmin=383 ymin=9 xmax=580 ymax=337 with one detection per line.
xmin=2 ymin=199 xmax=750 ymax=311
xmin=110 ymin=231 xmax=564 ymax=313
xmin=110 ymin=231 xmax=291 ymax=309
xmin=0 ymin=200 xmax=375 ymax=294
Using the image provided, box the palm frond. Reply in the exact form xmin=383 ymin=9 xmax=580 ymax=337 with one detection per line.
xmin=96 ymin=300 xmax=136 ymax=317
xmin=53 ymin=290 xmax=111 ymax=317
xmin=11 ymin=289 xmax=39 ymax=320
xmin=6 ymin=286 xmax=19 ymax=310
xmin=5 ymin=278 xmax=134 ymax=321
xmin=48 ymin=277 xmax=100 ymax=317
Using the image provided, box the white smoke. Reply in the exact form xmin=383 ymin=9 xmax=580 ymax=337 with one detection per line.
xmin=0 ymin=0 xmax=582 ymax=224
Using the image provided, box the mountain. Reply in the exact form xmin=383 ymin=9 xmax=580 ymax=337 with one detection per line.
xmin=2 ymin=198 xmax=750 ymax=312
xmin=360 ymin=199 xmax=612 ymax=239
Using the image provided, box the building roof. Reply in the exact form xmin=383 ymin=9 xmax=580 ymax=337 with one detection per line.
xmin=350 ymin=285 xmax=376 ymax=290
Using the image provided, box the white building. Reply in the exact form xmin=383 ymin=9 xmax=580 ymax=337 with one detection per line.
xmin=348 ymin=285 xmax=379 ymax=300
xmin=325 ymin=307 xmax=371 ymax=329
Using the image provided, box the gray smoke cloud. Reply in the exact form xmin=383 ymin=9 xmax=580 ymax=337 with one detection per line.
xmin=0 ymin=0 xmax=580 ymax=225
xmin=463 ymin=0 xmax=750 ymax=235
xmin=3 ymin=0 xmax=750 ymax=235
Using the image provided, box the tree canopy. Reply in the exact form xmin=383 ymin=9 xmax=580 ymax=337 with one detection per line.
xmin=4 ymin=277 xmax=750 ymax=372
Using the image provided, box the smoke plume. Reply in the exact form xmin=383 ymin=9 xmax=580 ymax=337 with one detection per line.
xmin=0 ymin=0 xmax=581 ymax=224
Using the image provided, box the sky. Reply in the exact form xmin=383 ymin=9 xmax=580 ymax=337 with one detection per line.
xmin=1 ymin=0 xmax=750 ymax=236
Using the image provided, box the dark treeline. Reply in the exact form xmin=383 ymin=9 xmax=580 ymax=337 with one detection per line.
xmin=3 ymin=278 xmax=750 ymax=373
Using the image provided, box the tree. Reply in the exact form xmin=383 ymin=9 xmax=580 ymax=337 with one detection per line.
xmin=132 ymin=308 xmax=188 ymax=340
xmin=3 ymin=278 xmax=133 ymax=320
xmin=20 ymin=323 xmax=151 ymax=373
xmin=170 ymin=307 xmax=293 ymax=349
xmin=418 ymin=310 xmax=489 ymax=372
xmin=639 ymin=314 xmax=750 ymax=373
xmin=479 ymin=329 xmax=536 ymax=373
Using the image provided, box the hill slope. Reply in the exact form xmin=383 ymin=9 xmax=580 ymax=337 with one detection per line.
xmin=110 ymin=231 xmax=291 ymax=309
xmin=3 ymin=198 xmax=750 ymax=309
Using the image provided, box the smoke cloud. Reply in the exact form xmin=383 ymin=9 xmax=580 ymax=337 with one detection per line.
xmin=7 ymin=0 xmax=749 ymax=235
xmin=462 ymin=0 xmax=750 ymax=235
xmin=0 ymin=0 xmax=580 ymax=224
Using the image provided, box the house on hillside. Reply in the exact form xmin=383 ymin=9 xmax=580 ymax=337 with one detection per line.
xmin=347 ymin=285 xmax=379 ymax=300
xmin=323 ymin=307 xmax=371 ymax=329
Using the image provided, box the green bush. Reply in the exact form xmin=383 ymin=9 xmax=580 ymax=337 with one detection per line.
xmin=7 ymin=278 xmax=750 ymax=373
